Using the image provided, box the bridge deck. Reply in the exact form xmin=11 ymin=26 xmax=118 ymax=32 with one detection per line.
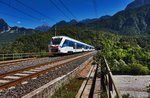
xmin=76 ymin=63 xmax=100 ymax=98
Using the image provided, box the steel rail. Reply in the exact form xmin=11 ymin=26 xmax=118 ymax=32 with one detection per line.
xmin=0 ymin=52 xmax=94 ymax=90
xmin=0 ymin=54 xmax=81 ymax=78
xmin=0 ymin=57 xmax=49 ymax=68
xmin=0 ymin=58 xmax=36 ymax=65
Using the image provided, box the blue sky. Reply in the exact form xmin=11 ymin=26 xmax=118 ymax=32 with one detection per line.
xmin=0 ymin=0 xmax=134 ymax=28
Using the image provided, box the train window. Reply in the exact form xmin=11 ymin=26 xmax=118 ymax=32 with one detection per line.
xmin=51 ymin=38 xmax=62 ymax=45
xmin=69 ymin=41 xmax=74 ymax=47
xmin=63 ymin=40 xmax=67 ymax=44
xmin=69 ymin=42 xmax=71 ymax=46
xmin=82 ymin=45 xmax=84 ymax=48
xmin=77 ymin=44 xmax=82 ymax=49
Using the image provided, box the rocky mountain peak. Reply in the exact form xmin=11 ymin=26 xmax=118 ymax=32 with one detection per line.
xmin=0 ymin=18 xmax=10 ymax=32
xmin=35 ymin=24 xmax=51 ymax=32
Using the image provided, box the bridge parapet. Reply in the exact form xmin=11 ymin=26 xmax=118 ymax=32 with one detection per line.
xmin=101 ymin=56 xmax=122 ymax=98
xmin=0 ymin=52 xmax=49 ymax=61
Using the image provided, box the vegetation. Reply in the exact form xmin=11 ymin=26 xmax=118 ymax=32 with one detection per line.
xmin=52 ymin=76 xmax=83 ymax=98
xmin=101 ymin=35 xmax=150 ymax=75
xmin=100 ymin=89 xmax=107 ymax=98
xmin=0 ymin=25 xmax=150 ymax=75
xmin=0 ymin=26 xmax=99 ymax=53
xmin=122 ymin=93 xmax=133 ymax=98
xmin=146 ymin=85 xmax=150 ymax=92
xmin=0 ymin=28 xmax=41 ymax=46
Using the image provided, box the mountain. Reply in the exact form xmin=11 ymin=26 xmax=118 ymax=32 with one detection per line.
xmin=35 ymin=24 xmax=51 ymax=32
xmin=69 ymin=19 xmax=78 ymax=25
xmin=99 ymin=15 xmax=111 ymax=20
xmin=52 ymin=19 xmax=78 ymax=28
xmin=77 ymin=4 xmax=150 ymax=35
xmin=0 ymin=18 xmax=11 ymax=33
xmin=3 ymin=26 xmax=116 ymax=53
xmin=80 ymin=18 xmax=98 ymax=23
xmin=126 ymin=0 xmax=150 ymax=9
xmin=80 ymin=15 xmax=111 ymax=23
xmin=0 ymin=19 xmax=40 ymax=46
xmin=51 ymin=15 xmax=111 ymax=28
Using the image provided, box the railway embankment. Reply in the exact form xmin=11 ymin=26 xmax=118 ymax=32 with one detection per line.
xmin=0 ymin=51 xmax=96 ymax=98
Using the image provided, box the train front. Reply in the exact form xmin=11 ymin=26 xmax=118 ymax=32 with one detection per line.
xmin=48 ymin=37 xmax=62 ymax=55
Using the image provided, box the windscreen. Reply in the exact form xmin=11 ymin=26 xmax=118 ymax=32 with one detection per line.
xmin=51 ymin=38 xmax=62 ymax=45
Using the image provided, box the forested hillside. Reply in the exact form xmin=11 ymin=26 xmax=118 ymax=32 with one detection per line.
xmin=101 ymin=35 xmax=150 ymax=75
xmin=0 ymin=27 xmax=98 ymax=53
xmin=0 ymin=28 xmax=41 ymax=46
xmin=76 ymin=4 xmax=150 ymax=35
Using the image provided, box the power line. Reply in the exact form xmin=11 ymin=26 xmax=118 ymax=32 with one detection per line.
xmin=58 ymin=0 xmax=77 ymax=20
xmin=15 ymin=0 xmax=56 ymax=22
xmin=0 ymin=1 xmax=41 ymax=22
xmin=48 ymin=0 xmax=71 ymax=20
xmin=92 ymin=0 xmax=99 ymax=46
xmin=0 ymin=11 xmax=35 ymax=21
xmin=93 ymin=0 xmax=98 ymax=18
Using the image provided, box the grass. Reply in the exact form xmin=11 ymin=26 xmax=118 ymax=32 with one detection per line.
xmin=52 ymin=76 xmax=84 ymax=98
xmin=122 ymin=93 xmax=134 ymax=98
xmin=100 ymin=89 xmax=107 ymax=98
xmin=146 ymin=85 xmax=150 ymax=92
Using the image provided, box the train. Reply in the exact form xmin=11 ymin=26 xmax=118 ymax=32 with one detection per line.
xmin=48 ymin=36 xmax=95 ymax=55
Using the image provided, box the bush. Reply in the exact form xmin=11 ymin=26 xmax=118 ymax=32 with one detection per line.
xmin=111 ymin=59 xmax=150 ymax=75
xmin=128 ymin=63 xmax=150 ymax=75
xmin=122 ymin=93 xmax=133 ymax=98
xmin=111 ymin=59 xmax=130 ymax=75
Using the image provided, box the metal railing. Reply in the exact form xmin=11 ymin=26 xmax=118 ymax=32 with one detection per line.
xmin=0 ymin=52 xmax=49 ymax=61
xmin=101 ymin=56 xmax=122 ymax=98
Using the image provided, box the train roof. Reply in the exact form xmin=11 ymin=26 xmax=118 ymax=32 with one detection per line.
xmin=52 ymin=36 xmax=94 ymax=48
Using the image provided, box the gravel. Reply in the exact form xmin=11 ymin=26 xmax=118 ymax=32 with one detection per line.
xmin=0 ymin=52 xmax=87 ymax=74
xmin=0 ymin=52 xmax=96 ymax=98
xmin=113 ymin=75 xmax=150 ymax=98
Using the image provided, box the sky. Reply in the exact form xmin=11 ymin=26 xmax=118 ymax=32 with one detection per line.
xmin=0 ymin=0 xmax=134 ymax=29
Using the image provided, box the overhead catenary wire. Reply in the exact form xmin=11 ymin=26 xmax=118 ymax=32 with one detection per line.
xmin=0 ymin=1 xmax=41 ymax=22
xmin=15 ymin=0 xmax=56 ymax=22
xmin=92 ymin=0 xmax=99 ymax=46
xmin=48 ymin=0 xmax=71 ymax=20
xmin=0 ymin=11 xmax=37 ymax=22
xmin=93 ymin=0 xmax=98 ymax=18
xmin=58 ymin=0 xmax=77 ymax=20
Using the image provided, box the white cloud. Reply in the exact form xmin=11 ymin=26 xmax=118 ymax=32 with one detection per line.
xmin=41 ymin=19 xmax=46 ymax=23
xmin=17 ymin=21 xmax=21 ymax=24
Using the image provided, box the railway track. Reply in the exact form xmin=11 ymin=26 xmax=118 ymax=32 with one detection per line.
xmin=0 ymin=57 xmax=49 ymax=68
xmin=0 ymin=51 xmax=95 ymax=90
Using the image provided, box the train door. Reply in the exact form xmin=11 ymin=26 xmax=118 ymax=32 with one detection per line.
xmin=75 ymin=43 xmax=77 ymax=52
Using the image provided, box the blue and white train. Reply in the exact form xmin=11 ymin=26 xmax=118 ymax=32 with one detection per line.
xmin=48 ymin=36 xmax=95 ymax=54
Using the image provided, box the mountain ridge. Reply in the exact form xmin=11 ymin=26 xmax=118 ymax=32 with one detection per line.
xmin=35 ymin=24 xmax=51 ymax=32
xmin=75 ymin=4 xmax=150 ymax=35
xmin=126 ymin=0 xmax=150 ymax=9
